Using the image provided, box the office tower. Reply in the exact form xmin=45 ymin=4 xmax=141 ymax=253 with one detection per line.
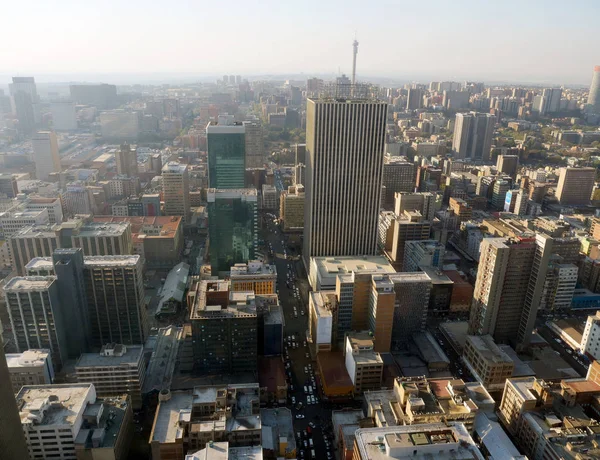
xmin=115 ymin=143 xmax=138 ymax=176
xmin=206 ymin=118 xmax=245 ymax=189
xmin=516 ymin=234 xmax=580 ymax=349
xmin=303 ymin=97 xmax=387 ymax=269
xmin=496 ymin=154 xmax=519 ymax=177
xmin=344 ymin=332 xmax=384 ymax=394
xmin=71 ymin=221 xmax=133 ymax=256
xmin=84 ymin=255 xmax=147 ymax=347
xmin=261 ymin=184 xmax=278 ymax=209
xmin=369 ymin=275 xmax=396 ymax=352
xmin=395 ymin=192 xmax=436 ymax=221
xmin=189 ymin=280 xmax=257 ymax=374
xmin=5 ymin=349 xmax=54 ymax=392
xmin=9 ymin=76 xmax=37 ymax=100
xmin=10 ymin=77 xmax=37 ymax=135
xmin=294 ymin=143 xmax=306 ymax=185
xmin=32 ymin=131 xmax=61 ymax=181
xmin=9 ymin=224 xmax=61 ymax=275
xmin=449 ymin=197 xmax=472 ymax=222
xmin=442 ymin=90 xmax=470 ymax=109
xmin=403 ymin=240 xmax=445 ymax=272
xmin=0 ymin=347 xmax=30 ymax=459
xmin=587 ymin=65 xmax=600 ymax=113
xmin=0 ymin=173 xmax=16 ymax=198
xmin=49 ymin=101 xmax=77 ymax=130
xmin=452 ymin=112 xmax=495 ymax=161
xmin=207 ymin=188 xmax=257 ymax=274
xmin=76 ymin=343 xmax=145 ymax=409
xmin=52 ymin=248 xmax=91 ymax=356
xmin=469 ymin=238 xmax=535 ymax=346
xmin=463 ymin=335 xmax=514 ymax=390
xmin=556 ymin=167 xmax=596 ymax=206
xmin=385 ymin=211 xmax=431 ymax=271
xmin=4 ymin=276 xmax=69 ymax=369
xmin=18 ymin=384 xmax=133 ymax=460
xmin=382 ymin=157 xmax=416 ymax=209
xmin=406 ymin=88 xmax=423 ymax=110
xmin=280 ymin=185 xmax=305 ymax=232
xmin=388 ymin=273 xmax=432 ymax=346
xmin=0 ymin=90 xmax=10 ymax=114
xmin=243 ymin=121 xmax=264 ymax=168
xmin=491 ymin=180 xmax=510 ymax=210
xmin=69 ymin=83 xmax=118 ymax=109
xmin=162 ymin=162 xmax=190 ymax=221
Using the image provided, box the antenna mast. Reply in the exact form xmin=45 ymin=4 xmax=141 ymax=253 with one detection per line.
xmin=352 ymin=37 xmax=359 ymax=85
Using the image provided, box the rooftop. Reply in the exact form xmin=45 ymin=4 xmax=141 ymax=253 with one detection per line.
xmin=466 ymin=335 xmax=514 ymax=364
xmin=162 ymin=162 xmax=188 ymax=173
xmin=230 ymin=260 xmax=276 ymax=277
xmin=186 ymin=443 xmax=263 ymax=460
xmin=143 ymin=326 xmax=183 ymax=394
xmin=150 ymin=390 xmax=193 ymax=444
xmin=25 ymin=257 xmax=53 ymax=273
xmin=93 ymin=216 xmax=182 ymax=238
xmin=474 ymin=413 xmax=525 ymax=460
xmin=4 ymin=276 xmax=55 ymax=291
xmin=354 ymin=423 xmax=484 ymax=460
xmin=17 ymin=384 xmax=94 ymax=427
xmin=261 ymin=407 xmax=296 ymax=454
xmin=76 ymin=344 xmax=143 ymax=368
xmin=75 ymin=222 xmax=130 ymax=237
xmin=6 ymin=349 xmax=51 ymax=369
xmin=312 ymin=256 xmax=395 ymax=287
xmin=83 ymin=255 xmax=140 ymax=267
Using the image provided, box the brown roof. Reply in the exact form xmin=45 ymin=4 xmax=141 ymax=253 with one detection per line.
xmin=258 ymin=357 xmax=287 ymax=393
xmin=93 ymin=215 xmax=181 ymax=238
xmin=317 ymin=352 xmax=353 ymax=392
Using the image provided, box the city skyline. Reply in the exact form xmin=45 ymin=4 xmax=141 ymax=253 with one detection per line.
xmin=1 ymin=0 xmax=599 ymax=85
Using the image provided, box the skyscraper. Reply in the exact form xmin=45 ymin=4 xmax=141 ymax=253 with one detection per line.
xmin=10 ymin=77 xmax=38 ymax=135
xmin=556 ymin=167 xmax=596 ymax=206
xmin=406 ymin=88 xmax=423 ymax=110
xmin=207 ymin=188 xmax=257 ymax=274
xmin=32 ymin=131 xmax=61 ymax=181
xmin=303 ymin=97 xmax=387 ymax=269
xmin=162 ymin=162 xmax=190 ymax=221
xmin=469 ymin=237 xmax=535 ymax=346
xmin=207 ymin=117 xmax=246 ymax=189
xmin=452 ymin=112 xmax=495 ymax=161
xmin=587 ymin=65 xmax=600 ymax=113
xmin=243 ymin=121 xmax=264 ymax=169
xmin=0 ymin=346 xmax=30 ymax=459
xmin=115 ymin=143 xmax=138 ymax=176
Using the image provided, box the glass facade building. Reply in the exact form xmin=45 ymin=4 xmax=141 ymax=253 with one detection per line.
xmin=207 ymin=189 xmax=257 ymax=274
xmin=206 ymin=123 xmax=246 ymax=189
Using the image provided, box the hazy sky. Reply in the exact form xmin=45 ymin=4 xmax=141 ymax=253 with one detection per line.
xmin=2 ymin=0 xmax=599 ymax=85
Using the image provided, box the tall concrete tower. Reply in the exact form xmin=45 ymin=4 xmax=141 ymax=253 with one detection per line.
xmin=587 ymin=65 xmax=600 ymax=113
xmin=352 ymin=39 xmax=359 ymax=85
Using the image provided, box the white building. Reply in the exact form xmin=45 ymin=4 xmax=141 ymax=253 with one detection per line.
xmin=6 ymin=349 xmax=54 ymax=393
xmin=308 ymin=291 xmax=334 ymax=353
xmin=162 ymin=162 xmax=190 ymax=222
xmin=403 ymin=239 xmax=445 ymax=272
xmin=0 ymin=207 xmax=49 ymax=237
xmin=580 ymin=311 xmax=600 ymax=360
xmin=32 ymin=131 xmax=61 ymax=181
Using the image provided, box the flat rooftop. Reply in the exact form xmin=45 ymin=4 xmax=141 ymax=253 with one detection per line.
xmin=17 ymin=384 xmax=94 ymax=427
xmin=466 ymin=335 xmax=514 ymax=364
xmin=186 ymin=443 xmax=264 ymax=460
xmin=230 ymin=260 xmax=276 ymax=277
xmin=5 ymin=276 xmax=55 ymax=291
xmin=12 ymin=224 xmax=59 ymax=238
xmin=93 ymin=215 xmax=182 ymax=238
xmin=76 ymin=344 xmax=143 ymax=368
xmin=354 ymin=423 xmax=484 ymax=460
xmin=474 ymin=413 xmax=525 ymax=460
xmin=143 ymin=326 xmax=183 ymax=394
xmin=150 ymin=390 xmax=193 ymax=444
xmin=25 ymin=257 xmax=53 ymax=272
xmin=312 ymin=256 xmax=395 ymax=287
xmin=261 ymin=407 xmax=296 ymax=454
xmin=75 ymin=222 xmax=130 ymax=237
xmin=162 ymin=162 xmax=188 ymax=173
xmin=6 ymin=349 xmax=51 ymax=368
xmin=83 ymin=255 xmax=140 ymax=267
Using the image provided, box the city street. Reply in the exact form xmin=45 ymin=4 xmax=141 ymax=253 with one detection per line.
xmin=261 ymin=214 xmax=335 ymax=460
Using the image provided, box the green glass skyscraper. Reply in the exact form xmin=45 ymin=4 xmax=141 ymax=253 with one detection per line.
xmin=207 ymin=117 xmax=246 ymax=189
xmin=207 ymin=188 xmax=257 ymax=274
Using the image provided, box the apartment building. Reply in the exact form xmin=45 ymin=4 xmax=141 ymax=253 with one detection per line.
xmin=463 ymin=335 xmax=515 ymax=391
xmin=344 ymin=332 xmax=384 ymax=395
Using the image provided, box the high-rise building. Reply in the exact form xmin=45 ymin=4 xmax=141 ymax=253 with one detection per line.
xmin=406 ymin=88 xmax=423 ymax=110
xmin=70 ymin=221 xmax=133 ymax=256
xmin=69 ymin=83 xmax=118 ymax=109
xmin=280 ymin=185 xmax=305 ymax=232
xmin=587 ymin=65 xmax=600 ymax=113
xmin=83 ymin=255 xmax=148 ymax=347
xmin=387 ymin=211 xmax=431 ymax=271
xmin=9 ymin=224 xmax=61 ymax=275
xmin=207 ymin=188 xmax=257 ymax=274
xmin=207 ymin=118 xmax=245 ymax=189
xmin=18 ymin=384 xmax=133 ymax=460
xmin=394 ymin=192 xmax=436 ymax=221
xmin=4 ymin=276 xmax=69 ymax=369
xmin=243 ymin=121 xmax=264 ymax=168
xmin=303 ymin=98 xmax=387 ymax=270
xmin=0 ymin=346 xmax=30 ymax=459
xmin=294 ymin=143 xmax=306 ymax=185
xmin=32 ymin=131 xmax=61 ymax=181
xmin=537 ymin=87 xmax=562 ymax=114
xmin=388 ymin=273 xmax=432 ymax=346
xmin=162 ymin=162 xmax=190 ymax=221
xmin=469 ymin=237 xmax=535 ymax=346
xmin=49 ymin=101 xmax=77 ymax=131
xmin=115 ymin=143 xmax=138 ymax=176
xmin=230 ymin=260 xmax=277 ymax=294
xmin=403 ymin=240 xmax=445 ymax=272
xmin=496 ymin=154 xmax=519 ymax=177
xmin=0 ymin=173 xmax=18 ymax=198
xmin=189 ymin=280 xmax=257 ymax=374
xmin=555 ymin=167 xmax=595 ymax=206
xmin=382 ymin=157 xmax=415 ymax=209
xmin=452 ymin=112 xmax=495 ymax=161
xmin=10 ymin=77 xmax=37 ymax=135
xmin=6 ymin=349 xmax=54 ymax=392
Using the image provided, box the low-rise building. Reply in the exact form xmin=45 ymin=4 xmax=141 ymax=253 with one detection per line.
xmin=261 ymin=408 xmax=296 ymax=458
xmin=6 ymin=349 xmax=54 ymax=392
xmin=353 ymin=422 xmax=484 ymax=460
xmin=230 ymin=260 xmax=277 ymax=294
xmin=186 ymin=443 xmax=263 ymax=460
xmin=463 ymin=335 xmax=515 ymax=391
xmin=344 ymin=332 xmax=384 ymax=395
xmin=75 ymin=343 xmax=145 ymax=410
xmin=17 ymin=384 xmax=133 ymax=460
xmin=332 ymin=410 xmax=372 ymax=460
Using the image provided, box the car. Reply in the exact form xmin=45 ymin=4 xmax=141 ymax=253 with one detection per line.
xmin=309 ymin=439 xmax=314 ymax=447
xmin=303 ymin=430 xmax=308 ymax=438
xmin=295 ymin=414 xmax=305 ymax=419
xmin=292 ymin=396 xmax=296 ymax=404
xmin=303 ymin=441 xmax=308 ymax=448
xmin=308 ymin=422 xmax=316 ymax=429
xmin=305 ymin=353 xmax=310 ymax=358
xmin=296 ymin=431 xmax=301 ymax=439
